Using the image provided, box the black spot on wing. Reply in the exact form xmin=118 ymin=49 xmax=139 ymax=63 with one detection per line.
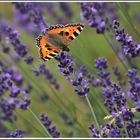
xmin=73 ymin=31 xmax=79 ymax=37
xmin=53 ymin=50 xmax=59 ymax=53
xmin=49 ymin=53 xmax=56 ymax=57
xmin=47 ymin=47 xmax=52 ymax=50
xmin=45 ymin=56 xmax=51 ymax=60
xmin=65 ymin=32 xmax=69 ymax=36
xmin=69 ymin=36 xmax=74 ymax=40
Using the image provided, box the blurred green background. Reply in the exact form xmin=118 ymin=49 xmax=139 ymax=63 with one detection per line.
xmin=0 ymin=2 xmax=140 ymax=138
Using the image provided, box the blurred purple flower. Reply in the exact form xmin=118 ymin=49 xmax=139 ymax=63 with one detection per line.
xmin=24 ymin=55 xmax=34 ymax=64
xmin=112 ymin=66 xmax=125 ymax=86
xmin=0 ymin=60 xmax=31 ymax=122
xmin=113 ymin=20 xmax=140 ymax=57
xmin=40 ymin=93 xmax=49 ymax=102
xmin=1 ymin=44 xmax=10 ymax=53
xmin=0 ymin=122 xmax=10 ymax=137
xmin=40 ymin=113 xmax=60 ymax=138
xmin=60 ymin=112 xmax=74 ymax=126
xmin=59 ymin=2 xmax=73 ymax=23
xmin=80 ymin=2 xmax=118 ymax=33
xmin=0 ymin=20 xmax=28 ymax=58
xmin=33 ymin=64 xmax=60 ymax=90
xmin=13 ymin=2 xmax=49 ymax=35
xmin=10 ymin=129 xmax=23 ymax=138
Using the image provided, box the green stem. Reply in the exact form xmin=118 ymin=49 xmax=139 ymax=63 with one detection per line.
xmin=28 ymin=107 xmax=51 ymax=138
xmin=16 ymin=110 xmax=46 ymax=137
xmin=85 ymin=94 xmax=100 ymax=131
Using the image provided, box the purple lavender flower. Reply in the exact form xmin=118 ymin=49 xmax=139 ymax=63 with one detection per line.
xmin=56 ymin=51 xmax=90 ymax=96
xmin=80 ymin=2 xmax=118 ymax=33
xmin=40 ymin=113 xmax=60 ymax=138
xmin=13 ymin=2 xmax=49 ymax=35
xmin=113 ymin=20 xmax=140 ymax=57
xmin=11 ymin=67 xmax=23 ymax=86
xmin=19 ymin=98 xmax=31 ymax=110
xmin=10 ymin=129 xmax=23 ymax=138
xmin=127 ymin=68 xmax=140 ymax=111
xmin=94 ymin=57 xmax=111 ymax=88
xmin=24 ymin=55 xmax=34 ymax=64
xmin=40 ymin=93 xmax=49 ymax=102
xmin=0 ymin=20 xmax=28 ymax=58
xmin=59 ymin=2 xmax=73 ymax=23
xmin=90 ymin=57 xmax=140 ymax=137
xmin=0 ymin=60 xmax=31 ymax=122
xmin=95 ymin=57 xmax=108 ymax=70
xmin=89 ymin=124 xmax=100 ymax=138
xmin=1 ymin=44 xmax=10 ymax=53
xmin=60 ymin=112 xmax=74 ymax=126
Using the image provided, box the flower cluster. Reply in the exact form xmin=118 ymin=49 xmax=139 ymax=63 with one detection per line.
xmin=80 ymin=2 xmax=118 ymax=33
xmin=56 ymin=51 xmax=90 ymax=96
xmin=9 ymin=129 xmax=23 ymax=138
xmin=40 ymin=113 xmax=60 ymax=138
xmin=59 ymin=2 xmax=73 ymax=23
xmin=13 ymin=2 xmax=74 ymax=35
xmin=113 ymin=20 xmax=140 ymax=57
xmin=0 ymin=60 xmax=31 ymax=123
xmin=13 ymin=2 xmax=48 ymax=35
xmin=88 ymin=57 xmax=140 ymax=137
xmin=24 ymin=55 xmax=34 ymax=64
xmin=94 ymin=57 xmax=111 ymax=87
xmin=127 ymin=68 xmax=140 ymax=111
xmin=0 ymin=20 xmax=29 ymax=58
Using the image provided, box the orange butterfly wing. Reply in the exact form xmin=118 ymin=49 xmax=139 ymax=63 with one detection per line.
xmin=46 ymin=23 xmax=84 ymax=42
xmin=36 ymin=23 xmax=84 ymax=61
xmin=36 ymin=35 xmax=60 ymax=61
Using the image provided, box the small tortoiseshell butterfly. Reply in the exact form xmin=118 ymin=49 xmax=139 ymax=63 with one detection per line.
xmin=36 ymin=23 xmax=84 ymax=61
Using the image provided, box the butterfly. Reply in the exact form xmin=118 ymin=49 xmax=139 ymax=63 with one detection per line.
xmin=36 ymin=23 xmax=84 ymax=61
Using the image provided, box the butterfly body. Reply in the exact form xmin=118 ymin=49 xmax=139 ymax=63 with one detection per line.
xmin=36 ymin=23 xmax=84 ymax=61
xmin=45 ymin=32 xmax=69 ymax=50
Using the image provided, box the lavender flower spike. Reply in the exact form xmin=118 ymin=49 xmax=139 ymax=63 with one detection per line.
xmin=113 ymin=20 xmax=140 ymax=57
xmin=40 ymin=113 xmax=60 ymax=138
xmin=80 ymin=2 xmax=118 ymax=33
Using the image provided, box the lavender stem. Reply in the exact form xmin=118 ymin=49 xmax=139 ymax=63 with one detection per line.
xmin=28 ymin=107 xmax=52 ymax=137
xmin=85 ymin=94 xmax=100 ymax=131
